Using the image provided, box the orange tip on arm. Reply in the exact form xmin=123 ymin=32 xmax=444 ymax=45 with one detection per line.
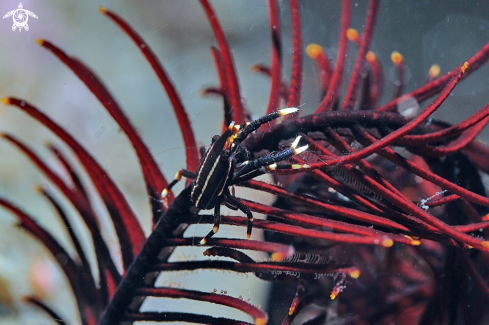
xmin=391 ymin=51 xmax=403 ymax=65
xmin=366 ymin=51 xmax=376 ymax=63
xmin=461 ymin=61 xmax=469 ymax=73
xmin=429 ymin=64 xmax=441 ymax=78
xmin=382 ymin=239 xmax=394 ymax=247
xmin=350 ymin=269 xmax=360 ymax=279
xmin=1 ymin=97 xmax=10 ymax=105
xmin=255 ymin=317 xmax=267 ymax=325
xmin=346 ymin=28 xmax=359 ymax=42
xmin=305 ymin=43 xmax=323 ymax=59
xmin=99 ymin=6 xmax=108 ymax=14
xmin=36 ymin=39 xmax=45 ymax=46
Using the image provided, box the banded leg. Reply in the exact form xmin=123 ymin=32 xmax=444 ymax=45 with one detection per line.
xmin=200 ymin=202 xmax=221 ymax=245
xmin=234 ymin=136 xmax=308 ymax=178
xmin=233 ymin=107 xmax=298 ymax=144
xmin=225 ymin=192 xmax=254 ymax=239
xmin=161 ymin=169 xmax=197 ymax=198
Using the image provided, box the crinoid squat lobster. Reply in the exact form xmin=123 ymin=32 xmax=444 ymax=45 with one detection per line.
xmin=162 ymin=107 xmax=308 ymax=244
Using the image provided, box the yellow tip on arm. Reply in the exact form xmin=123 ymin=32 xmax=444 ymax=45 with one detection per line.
xmin=33 ymin=184 xmax=43 ymax=193
xmin=366 ymin=51 xmax=376 ymax=63
xmin=306 ymin=43 xmax=323 ymax=59
xmin=36 ymin=39 xmax=44 ymax=46
xmin=461 ymin=61 xmax=469 ymax=73
xmin=429 ymin=64 xmax=440 ymax=78
xmin=482 ymin=213 xmax=489 ymax=221
xmin=350 ymin=269 xmax=360 ymax=279
xmin=330 ymin=291 xmax=338 ymax=300
xmin=391 ymin=51 xmax=403 ymax=65
xmin=99 ymin=6 xmax=108 ymax=14
xmin=255 ymin=317 xmax=267 ymax=325
xmin=1 ymin=97 xmax=10 ymax=105
xmin=482 ymin=241 xmax=489 ymax=248
xmin=346 ymin=28 xmax=359 ymax=42
xmin=411 ymin=240 xmax=421 ymax=246
xmin=382 ymin=239 xmax=394 ymax=247
xmin=271 ymin=252 xmax=284 ymax=262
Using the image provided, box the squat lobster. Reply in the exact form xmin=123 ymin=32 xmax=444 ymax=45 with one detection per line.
xmin=162 ymin=107 xmax=308 ymax=245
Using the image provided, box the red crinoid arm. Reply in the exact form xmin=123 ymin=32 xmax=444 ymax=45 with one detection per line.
xmin=354 ymin=126 xmax=489 ymax=208
xmin=39 ymin=186 xmax=119 ymax=303
xmin=36 ymin=39 xmax=171 ymax=222
xmin=47 ymin=144 xmax=88 ymax=199
xmin=251 ymin=64 xmax=289 ymax=102
xmin=365 ymin=51 xmax=383 ymax=109
xmin=422 ymin=118 xmax=489 ymax=157
xmin=199 ymin=0 xmax=246 ymax=124
xmin=209 ymin=46 xmax=233 ymax=133
xmin=136 ymin=287 xmax=268 ymax=325
xmin=100 ymin=8 xmax=200 ymax=178
xmin=265 ymin=0 xmax=282 ymax=115
xmin=242 ymin=180 xmax=411 ymax=234
xmin=306 ymin=44 xmax=333 ymax=96
xmin=241 ymin=200 xmax=416 ymax=246
xmin=125 ymin=312 xmax=253 ymax=324
xmin=286 ymin=0 xmax=302 ymax=110
xmin=163 ymin=237 xmax=294 ymax=260
xmin=283 ymin=280 xmax=306 ymax=325
xmin=37 ymin=187 xmax=90 ymax=276
xmin=340 ymin=0 xmax=380 ymax=111
xmin=150 ymin=260 xmax=357 ymax=280
xmin=378 ymin=40 xmax=489 ymax=112
xmin=391 ymin=51 xmax=404 ymax=99
xmin=316 ymin=0 xmax=350 ymax=113
xmin=212 ymin=213 xmax=401 ymax=247
xmin=3 ymin=98 xmax=145 ymax=270
xmin=464 ymin=140 xmax=489 ymax=173
xmin=317 ymin=63 xmax=467 ymax=167
xmin=0 ymin=133 xmax=121 ymax=293
xmin=25 ymin=297 xmax=70 ymax=325
xmin=0 ymin=198 xmax=100 ymax=322
xmin=399 ymin=103 xmax=489 ymax=145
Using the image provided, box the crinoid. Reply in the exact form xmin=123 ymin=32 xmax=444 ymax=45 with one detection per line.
xmin=2 ymin=1 xmax=489 ymax=324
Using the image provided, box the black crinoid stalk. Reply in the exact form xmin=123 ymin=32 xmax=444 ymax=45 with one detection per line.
xmin=3 ymin=1 xmax=489 ymax=324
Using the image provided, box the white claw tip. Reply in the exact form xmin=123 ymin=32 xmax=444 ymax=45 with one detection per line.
xmin=279 ymin=107 xmax=299 ymax=116
xmin=161 ymin=188 xmax=169 ymax=198
xmin=291 ymin=136 xmax=302 ymax=149
xmin=293 ymin=144 xmax=309 ymax=155
xmin=238 ymin=161 xmax=250 ymax=167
